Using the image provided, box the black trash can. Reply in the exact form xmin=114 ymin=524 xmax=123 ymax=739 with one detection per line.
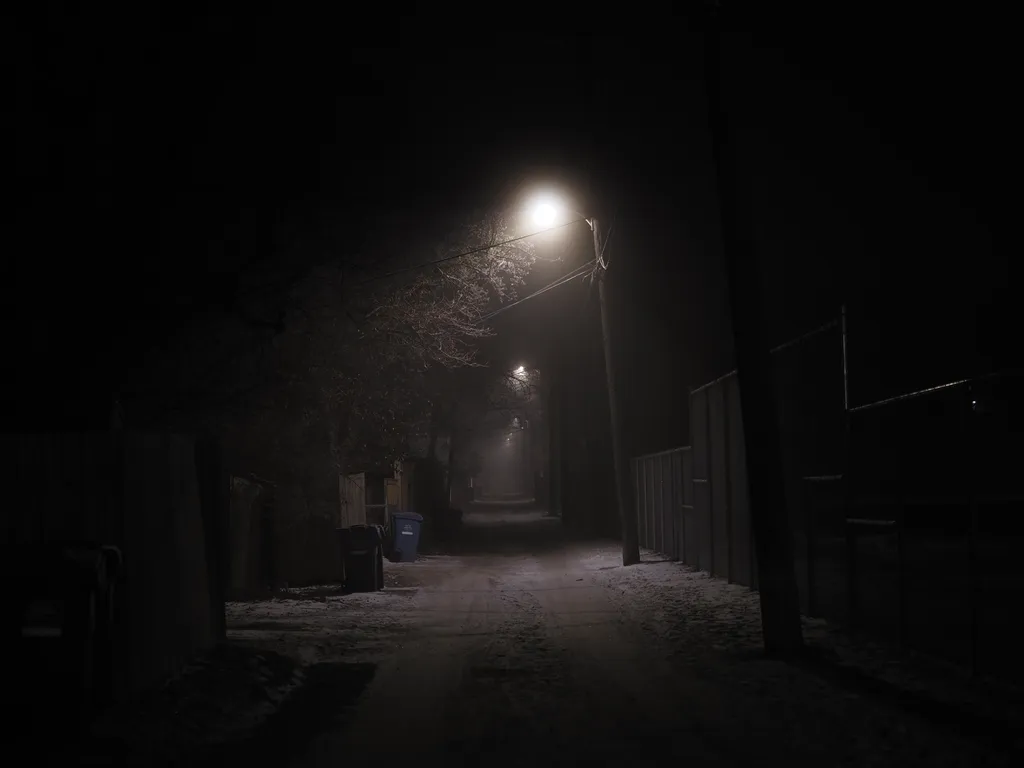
xmin=15 ymin=541 xmax=117 ymax=737
xmin=339 ymin=525 xmax=382 ymax=592
xmin=388 ymin=512 xmax=424 ymax=563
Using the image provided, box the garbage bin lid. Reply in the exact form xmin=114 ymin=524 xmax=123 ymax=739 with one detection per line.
xmin=390 ymin=511 xmax=423 ymax=522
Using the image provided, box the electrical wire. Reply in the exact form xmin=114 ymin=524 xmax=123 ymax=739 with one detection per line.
xmin=355 ymin=217 xmax=588 ymax=286
xmin=599 ymin=217 xmax=615 ymax=268
xmin=478 ymin=260 xmax=597 ymax=323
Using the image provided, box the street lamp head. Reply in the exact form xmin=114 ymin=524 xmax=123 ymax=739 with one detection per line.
xmin=526 ymin=192 xmax=593 ymax=234
xmin=528 ymin=195 xmax=563 ymax=228
xmin=514 ymin=365 xmax=526 ymax=375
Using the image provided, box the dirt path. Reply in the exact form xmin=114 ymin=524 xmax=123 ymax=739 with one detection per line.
xmin=298 ymin=562 xmax=505 ymax=761
xmin=290 ymin=514 xmax=751 ymax=766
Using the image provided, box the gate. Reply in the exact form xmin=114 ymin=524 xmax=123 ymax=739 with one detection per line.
xmin=632 ymin=447 xmax=692 ymax=562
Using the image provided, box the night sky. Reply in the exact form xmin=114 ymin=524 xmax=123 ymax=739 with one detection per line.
xmin=11 ymin=6 xmax=1004 ymax=450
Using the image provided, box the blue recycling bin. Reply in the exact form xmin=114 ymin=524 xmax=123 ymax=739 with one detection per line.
xmin=388 ymin=512 xmax=423 ymax=563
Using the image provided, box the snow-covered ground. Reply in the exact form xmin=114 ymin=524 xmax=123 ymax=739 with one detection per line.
xmin=576 ymin=545 xmax=1024 ymax=763
xmin=225 ymin=555 xmax=464 ymax=665
xmin=293 ymin=536 xmax=1022 ymax=766
xmin=81 ymin=558 xmax=461 ymax=764
xmin=588 ymin=546 xmax=1024 ymax=731
xmin=87 ymin=516 xmax=1024 ymax=766
xmin=226 ymin=587 xmax=409 ymax=665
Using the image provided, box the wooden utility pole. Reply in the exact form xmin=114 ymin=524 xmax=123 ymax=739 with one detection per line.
xmin=557 ymin=367 xmax=572 ymax=524
xmin=594 ymin=217 xmax=641 ymax=565
xmin=444 ymin=431 xmax=456 ymax=505
xmin=703 ymin=6 xmax=804 ymax=655
xmin=548 ymin=373 xmax=562 ymax=515
xmin=520 ymin=418 xmax=529 ymax=497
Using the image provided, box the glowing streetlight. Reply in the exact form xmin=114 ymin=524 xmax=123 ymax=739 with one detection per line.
xmin=523 ymin=190 xmax=639 ymax=565
xmin=514 ymin=365 xmax=526 ymax=375
xmin=526 ymin=193 xmax=595 ymax=238
xmin=531 ymin=198 xmax=560 ymax=228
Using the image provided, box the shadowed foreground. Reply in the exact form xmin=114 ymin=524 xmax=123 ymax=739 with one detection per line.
xmin=63 ymin=502 xmax=1021 ymax=766
xmin=278 ymin=504 xmax=1017 ymax=767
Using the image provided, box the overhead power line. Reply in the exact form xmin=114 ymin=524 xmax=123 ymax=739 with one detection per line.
xmin=479 ymin=259 xmax=597 ymax=323
xmin=355 ymin=217 xmax=588 ymax=285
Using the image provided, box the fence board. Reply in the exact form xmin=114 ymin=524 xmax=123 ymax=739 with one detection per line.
xmin=709 ymin=382 xmax=730 ymax=579
xmin=657 ymin=455 xmax=667 ymax=554
xmin=724 ymin=375 xmax=753 ymax=587
xmin=681 ymin=449 xmax=693 ymax=565
xmin=672 ymin=453 xmax=678 ymax=557
xmin=651 ymin=456 xmax=659 ymax=554
xmin=635 ymin=461 xmax=643 ymax=548
xmin=631 ymin=460 xmax=641 ymax=549
xmin=694 ymin=480 xmax=712 ymax=572
xmin=650 ymin=456 xmax=659 ymax=553
xmin=691 ymin=390 xmax=709 ymax=481
xmin=691 ymin=389 xmax=711 ymax=571
xmin=643 ymin=458 xmax=654 ymax=549
xmin=645 ymin=457 xmax=652 ymax=552
xmin=632 ymin=448 xmax=691 ymax=561
xmin=629 ymin=460 xmax=636 ymax=547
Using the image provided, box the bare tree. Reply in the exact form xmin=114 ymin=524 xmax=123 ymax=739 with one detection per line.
xmin=122 ymin=211 xmax=537 ymax=507
xmin=293 ymin=212 xmax=537 ymax=477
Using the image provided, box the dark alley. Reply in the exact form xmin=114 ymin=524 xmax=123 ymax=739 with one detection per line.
xmin=9 ymin=4 xmax=1015 ymax=766
xmin=212 ymin=507 xmax=1022 ymax=765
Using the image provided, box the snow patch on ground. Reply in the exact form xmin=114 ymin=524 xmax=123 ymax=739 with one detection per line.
xmin=589 ymin=546 xmax=1024 ymax=748
xmin=86 ymin=558 xmax=459 ymax=764
xmin=227 ymin=595 xmax=407 ymax=665
xmin=224 ymin=557 xmax=462 ymax=665
xmin=89 ymin=644 xmax=304 ymax=765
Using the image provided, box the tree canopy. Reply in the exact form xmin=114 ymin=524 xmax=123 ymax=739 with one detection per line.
xmin=125 ymin=210 xmax=537 ymax=498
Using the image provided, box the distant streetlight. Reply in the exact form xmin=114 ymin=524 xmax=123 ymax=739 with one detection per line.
xmin=515 ymin=365 xmax=526 ymax=375
xmin=525 ymin=193 xmax=640 ymax=566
